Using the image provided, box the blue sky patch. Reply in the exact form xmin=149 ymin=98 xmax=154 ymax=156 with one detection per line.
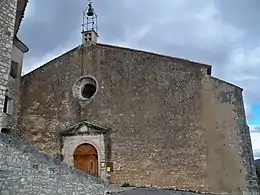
xmin=248 ymin=103 xmax=260 ymax=126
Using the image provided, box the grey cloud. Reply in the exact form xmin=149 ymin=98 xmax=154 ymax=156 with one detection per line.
xmin=19 ymin=0 xmax=132 ymax=65
xmin=251 ymin=126 xmax=260 ymax=133
xmin=254 ymin=149 xmax=260 ymax=159
xmin=18 ymin=0 xmax=260 ymax=66
xmin=18 ymin=0 xmax=84 ymax=58
xmin=136 ymin=25 xmax=233 ymax=70
xmin=17 ymin=0 xmax=245 ymax=68
xmin=215 ymin=0 xmax=260 ymax=43
xmin=214 ymin=0 xmax=260 ymax=101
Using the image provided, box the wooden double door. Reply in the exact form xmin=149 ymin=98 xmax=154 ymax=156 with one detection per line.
xmin=74 ymin=143 xmax=98 ymax=177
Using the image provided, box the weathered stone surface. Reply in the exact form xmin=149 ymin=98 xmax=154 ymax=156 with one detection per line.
xmin=2 ymin=44 xmax=25 ymax=137
xmin=0 ymin=133 xmax=106 ymax=194
xmin=0 ymin=0 xmax=18 ymax=128
xmin=0 ymin=0 xmax=29 ymax=136
xmin=18 ymin=44 xmax=258 ymax=194
xmin=200 ymin=76 xmax=259 ymax=194
xmin=211 ymin=78 xmax=259 ymax=194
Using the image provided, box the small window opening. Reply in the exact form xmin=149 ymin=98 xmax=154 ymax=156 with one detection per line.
xmin=81 ymin=84 xmax=96 ymax=99
xmin=207 ymin=67 xmax=211 ymax=75
xmin=10 ymin=61 xmax=18 ymax=78
xmin=1 ymin=128 xmax=11 ymax=134
xmin=3 ymin=96 xmax=13 ymax=115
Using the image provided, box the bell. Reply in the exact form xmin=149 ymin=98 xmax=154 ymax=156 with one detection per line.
xmin=87 ymin=3 xmax=94 ymax=16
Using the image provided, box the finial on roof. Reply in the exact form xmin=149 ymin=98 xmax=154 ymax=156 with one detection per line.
xmin=81 ymin=0 xmax=99 ymax=46
xmin=87 ymin=0 xmax=94 ymax=16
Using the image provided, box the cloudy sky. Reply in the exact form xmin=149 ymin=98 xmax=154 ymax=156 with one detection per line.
xmin=18 ymin=0 xmax=260 ymax=159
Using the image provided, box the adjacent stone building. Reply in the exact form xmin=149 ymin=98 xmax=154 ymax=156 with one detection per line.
xmin=0 ymin=0 xmax=29 ymax=133
xmin=1 ymin=1 xmax=259 ymax=195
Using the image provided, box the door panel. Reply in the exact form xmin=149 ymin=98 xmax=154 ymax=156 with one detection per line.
xmin=73 ymin=144 xmax=98 ymax=177
xmin=86 ymin=155 xmax=98 ymax=176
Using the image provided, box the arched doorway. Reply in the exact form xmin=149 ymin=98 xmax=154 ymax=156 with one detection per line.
xmin=73 ymin=143 xmax=98 ymax=177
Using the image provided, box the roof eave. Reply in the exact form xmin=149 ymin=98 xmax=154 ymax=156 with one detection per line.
xmin=13 ymin=36 xmax=29 ymax=53
xmin=14 ymin=0 xmax=28 ymax=35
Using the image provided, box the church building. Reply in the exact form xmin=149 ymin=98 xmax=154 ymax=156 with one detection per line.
xmin=2 ymin=1 xmax=258 ymax=194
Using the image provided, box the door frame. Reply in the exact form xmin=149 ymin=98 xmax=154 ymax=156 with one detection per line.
xmin=60 ymin=121 xmax=111 ymax=180
xmin=62 ymin=135 xmax=105 ymax=177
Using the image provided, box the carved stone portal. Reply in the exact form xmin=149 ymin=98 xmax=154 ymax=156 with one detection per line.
xmin=60 ymin=121 xmax=110 ymax=180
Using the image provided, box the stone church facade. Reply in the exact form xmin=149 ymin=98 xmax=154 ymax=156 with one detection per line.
xmin=5 ymin=43 xmax=256 ymax=194
xmin=1 ymin=1 xmax=259 ymax=195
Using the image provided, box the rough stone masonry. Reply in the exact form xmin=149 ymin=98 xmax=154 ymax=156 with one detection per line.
xmin=0 ymin=0 xmax=17 ymax=129
xmin=0 ymin=133 xmax=106 ymax=194
xmin=19 ymin=43 xmax=259 ymax=194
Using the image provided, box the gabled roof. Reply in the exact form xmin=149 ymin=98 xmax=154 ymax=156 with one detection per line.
xmin=60 ymin=121 xmax=110 ymax=136
xmin=22 ymin=43 xmax=212 ymax=78
xmin=97 ymin=43 xmax=212 ymax=74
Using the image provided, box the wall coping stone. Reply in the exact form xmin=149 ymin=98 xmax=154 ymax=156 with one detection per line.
xmin=0 ymin=132 xmax=105 ymax=185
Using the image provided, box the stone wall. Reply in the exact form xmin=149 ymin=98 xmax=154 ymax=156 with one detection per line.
xmin=0 ymin=132 xmax=106 ymax=194
xmin=200 ymin=76 xmax=259 ymax=194
xmin=255 ymin=159 xmax=260 ymax=185
xmin=2 ymin=43 xmax=25 ymax=136
xmin=211 ymin=78 xmax=259 ymax=194
xmin=0 ymin=0 xmax=18 ymax=129
xmin=18 ymin=43 xmax=256 ymax=194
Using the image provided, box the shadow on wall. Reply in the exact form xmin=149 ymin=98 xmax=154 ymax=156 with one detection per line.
xmin=255 ymin=159 xmax=260 ymax=185
xmin=0 ymin=128 xmax=11 ymax=134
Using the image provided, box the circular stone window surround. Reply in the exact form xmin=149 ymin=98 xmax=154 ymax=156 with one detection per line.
xmin=72 ymin=75 xmax=98 ymax=104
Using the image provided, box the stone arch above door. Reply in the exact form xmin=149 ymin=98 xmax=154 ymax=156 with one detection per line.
xmin=74 ymin=143 xmax=98 ymax=156
xmin=60 ymin=121 xmax=111 ymax=179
